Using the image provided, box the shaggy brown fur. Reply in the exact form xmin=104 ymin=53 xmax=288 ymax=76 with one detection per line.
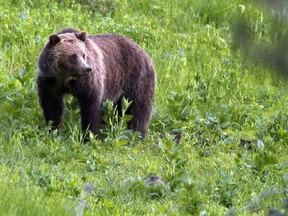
xmin=37 ymin=28 xmax=156 ymax=139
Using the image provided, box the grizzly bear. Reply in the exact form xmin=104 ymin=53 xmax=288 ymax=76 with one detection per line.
xmin=37 ymin=28 xmax=156 ymax=140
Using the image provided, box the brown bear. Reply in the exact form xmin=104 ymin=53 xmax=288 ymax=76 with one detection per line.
xmin=37 ymin=28 xmax=156 ymax=140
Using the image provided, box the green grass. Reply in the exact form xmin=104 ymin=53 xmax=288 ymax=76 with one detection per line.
xmin=1 ymin=0 xmax=288 ymax=215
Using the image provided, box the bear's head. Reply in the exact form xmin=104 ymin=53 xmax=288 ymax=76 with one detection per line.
xmin=41 ymin=31 xmax=92 ymax=80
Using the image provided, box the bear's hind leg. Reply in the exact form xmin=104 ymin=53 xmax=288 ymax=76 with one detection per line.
xmin=37 ymin=77 xmax=64 ymax=130
xmin=127 ymin=102 xmax=152 ymax=139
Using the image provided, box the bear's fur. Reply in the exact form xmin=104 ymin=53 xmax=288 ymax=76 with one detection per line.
xmin=37 ymin=28 xmax=156 ymax=139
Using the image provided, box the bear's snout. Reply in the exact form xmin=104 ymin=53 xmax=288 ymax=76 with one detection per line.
xmin=85 ymin=67 xmax=92 ymax=72
xmin=79 ymin=59 xmax=92 ymax=73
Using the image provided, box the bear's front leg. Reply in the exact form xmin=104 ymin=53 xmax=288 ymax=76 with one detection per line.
xmin=77 ymin=95 xmax=102 ymax=139
xmin=37 ymin=76 xmax=65 ymax=130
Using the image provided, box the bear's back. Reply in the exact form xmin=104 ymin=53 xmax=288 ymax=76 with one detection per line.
xmin=87 ymin=34 xmax=154 ymax=102
xmin=88 ymin=34 xmax=144 ymax=58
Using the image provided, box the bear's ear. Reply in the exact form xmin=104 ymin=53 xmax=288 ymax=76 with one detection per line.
xmin=49 ymin=34 xmax=61 ymax=45
xmin=76 ymin=31 xmax=87 ymax=42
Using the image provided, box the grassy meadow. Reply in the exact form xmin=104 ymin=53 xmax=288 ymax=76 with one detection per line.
xmin=1 ymin=0 xmax=288 ymax=215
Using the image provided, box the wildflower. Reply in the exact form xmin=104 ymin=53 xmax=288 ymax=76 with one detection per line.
xmin=20 ymin=68 xmax=26 ymax=75
xmin=83 ymin=183 xmax=94 ymax=194
xmin=226 ymin=60 xmax=231 ymax=66
xmin=20 ymin=64 xmax=26 ymax=75
xmin=144 ymin=175 xmax=164 ymax=186
xmin=19 ymin=13 xmax=27 ymax=19
xmin=35 ymin=36 xmax=40 ymax=43
xmin=77 ymin=183 xmax=94 ymax=216
xmin=165 ymin=53 xmax=170 ymax=58
xmin=179 ymin=49 xmax=184 ymax=56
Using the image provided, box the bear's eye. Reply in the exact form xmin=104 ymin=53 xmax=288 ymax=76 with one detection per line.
xmin=83 ymin=54 xmax=86 ymax=59
xmin=69 ymin=54 xmax=77 ymax=63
